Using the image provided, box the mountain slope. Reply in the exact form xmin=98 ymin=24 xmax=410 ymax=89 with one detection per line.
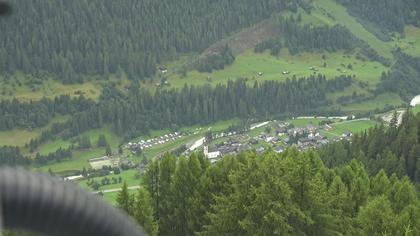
xmin=0 ymin=0 xmax=296 ymax=82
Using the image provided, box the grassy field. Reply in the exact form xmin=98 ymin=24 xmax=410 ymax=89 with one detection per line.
xmin=330 ymin=120 xmax=377 ymax=135
xmin=0 ymin=76 xmax=100 ymax=101
xmin=33 ymin=127 xmax=122 ymax=175
xmin=320 ymin=119 xmax=377 ymax=138
xmin=0 ymin=129 xmax=40 ymax=147
xmin=37 ymin=126 xmax=121 ymax=155
xmin=102 ymin=189 xmax=138 ymax=205
xmin=393 ymin=25 xmax=420 ymax=57
xmin=147 ymin=49 xmax=387 ymax=90
xmin=35 ymin=148 xmax=105 ymax=174
xmin=288 ymin=118 xmax=335 ymax=127
xmin=78 ymin=169 xmax=141 ymax=191
xmin=326 ymin=83 xmax=371 ymax=102
xmin=0 ymin=72 xmax=131 ymax=102
xmin=411 ymin=106 xmax=420 ymax=114
xmin=0 ymin=115 xmax=70 ymax=147
xmin=341 ymin=93 xmax=404 ymax=112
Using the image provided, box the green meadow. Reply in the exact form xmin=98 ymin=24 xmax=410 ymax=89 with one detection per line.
xmin=0 ymin=115 xmax=70 ymax=147
xmin=78 ymin=169 xmax=141 ymax=191
xmin=147 ymin=49 xmax=387 ymax=91
xmin=102 ymin=189 xmax=138 ymax=205
xmin=330 ymin=120 xmax=378 ymax=135
xmin=341 ymin=93 xmax=405 ymax=112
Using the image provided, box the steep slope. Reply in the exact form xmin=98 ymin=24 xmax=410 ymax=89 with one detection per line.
xmin=309 ymin=0 xmax=395 ymax=60
xmin=0 ymin=0 xmax=295 ymax=82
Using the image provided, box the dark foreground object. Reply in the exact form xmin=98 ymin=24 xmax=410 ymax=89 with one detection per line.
xmin=0 ymin=1 xmax=11 ymax=16
xmin=0 ymin=168 xmax=145 ymax=236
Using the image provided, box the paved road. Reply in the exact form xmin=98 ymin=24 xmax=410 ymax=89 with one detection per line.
xmin=94 ymin=185 xmax=140 ymax=194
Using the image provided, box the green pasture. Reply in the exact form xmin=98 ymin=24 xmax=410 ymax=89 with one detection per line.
xmin=341 ymin=93 xmax=404 ymax=112
xmin=147 ymin=49 xmax=386 ymax=91
xmin=0 ymin=115 xmax=70 ymax=147
xmin=78 ymin=169 xmax=141 ymax=191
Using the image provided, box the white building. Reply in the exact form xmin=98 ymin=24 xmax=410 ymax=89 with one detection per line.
xmin=204 ymin=145 xmax=221 ymax=162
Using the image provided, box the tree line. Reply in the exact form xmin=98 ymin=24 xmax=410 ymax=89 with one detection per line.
xmin=117 ymin=149 xmax=420 ymax=236
xmin=0 ymin=95 xmax=94 ymax=130
xmin=278 ymin=16 xmax=359 ymax=55
xmin=196 ymin=45 xmax=235 ymax=73
xmin=0 ymin=146 xmax=30 ymax=166
xmin=33 ymin=147 xmax=72 ymax=165
xmin=0 ymin=0 xmax=301 ymax=82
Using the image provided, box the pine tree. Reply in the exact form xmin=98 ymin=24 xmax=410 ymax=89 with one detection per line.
xmin=134 ymin=188 xmax=158 ymax=236
xmin=357 ymin=196 xmax=395 ymax=236
xmin=105 ymin=144 xmax=112 ymax=156
xmin=390 ymin=110 xmax=399 ymax=129
xmin=370 ymin=170 xmax=390 ymax=196
xmin=170 ymin=155 xmax=204 ymax=235
xmin=97 ymin=134 xmax=107 ymax=147
xmin=116 ymin=182 xmax=133 ymax=215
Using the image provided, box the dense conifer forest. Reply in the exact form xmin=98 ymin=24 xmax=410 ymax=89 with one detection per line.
xmin=279 ymin=17 xmax=359 ymax=54
xmin=0 ymin=0 xmax=302 ymax=82
xmin=377 ymin=53 xmax=420 ymax=100
xmin=117 ymin=144 xmax=420 ymax=236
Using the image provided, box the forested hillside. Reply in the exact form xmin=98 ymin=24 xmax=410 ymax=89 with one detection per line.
xmin=117 ymin=149 xmax=420 ymax=236
xmin=338 ymin=0 xmax=420 ymax=39
xmin=377 ymin=53 xmax=420 ymax=100
xmin=0 ymin=0 xmax=299 ymax=82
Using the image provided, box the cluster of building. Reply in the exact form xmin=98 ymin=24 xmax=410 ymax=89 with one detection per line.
xmin=203 ymin=121 xmax=354 ymax=162
xmin=204 ymin=141 xmax=250 ymax=163
xmin=126 ymin=132 xmax=183 ymax=154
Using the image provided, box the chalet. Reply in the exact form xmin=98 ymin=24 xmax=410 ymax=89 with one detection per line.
xmin=159 ymin=66 xmax=168 ymax=73
xmin=298 ymin=137 xmax=312 ymax=146
xmin=249 ymin=139 xmax=258 ymax=145
xmin=256 ymin=147 xmax=265 ymax=154
xmin=275 ymin=147 xmax=284 ymax=154
xmin=324 ymin=124 xmax=333 ymax=131
xmin=342 ymin=131 xmax=353 ymax=138
xmin=306 ymin=124 xmax=317 ymax=133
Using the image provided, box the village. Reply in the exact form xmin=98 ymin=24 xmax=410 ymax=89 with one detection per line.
xmin=88 ymin=106 xmax=413 ymax=180
xmin=69 ymin=107 xmax=408 ymax=193
xmin=88 ymin=114 xmax=384 ymax=175
xmin=197 ymin=119 xmax=355 ymax=163
xmin=76 ymin=107 xmax=409 ymax=193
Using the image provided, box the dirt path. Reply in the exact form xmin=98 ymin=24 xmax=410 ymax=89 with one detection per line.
xmin=94 ymin=185 xmax=140 ymax=194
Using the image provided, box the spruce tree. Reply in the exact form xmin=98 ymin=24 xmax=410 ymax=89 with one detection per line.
xmin=134 ymin=188 xmax=158 ymax=236
xmin=116 ymin=182 xmax=133 ymax=215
